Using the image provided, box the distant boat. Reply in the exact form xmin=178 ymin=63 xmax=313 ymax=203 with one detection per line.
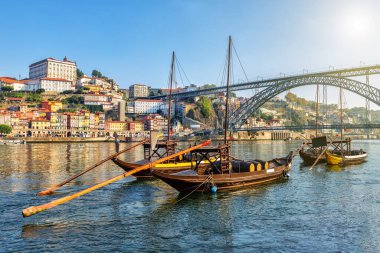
xmin=325 ymin=150 xmax=367 ymax=165
xmin=325 ymin=83 xmax=367 ymax=165
xmin=1 ymin=139 xmax=26 ymax=145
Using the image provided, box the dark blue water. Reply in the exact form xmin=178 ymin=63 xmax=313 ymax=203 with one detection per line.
xmin=1 ymin=141 xmax=379 ymax=252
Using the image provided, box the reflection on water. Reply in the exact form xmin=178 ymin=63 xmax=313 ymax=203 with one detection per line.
xmin=1 ymin=140 xmax=380 ymax=252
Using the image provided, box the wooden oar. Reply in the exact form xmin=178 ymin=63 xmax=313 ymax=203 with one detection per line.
xmin=22 ymin=140 xmax=211 ymax=217
xmin=309 ymin=145 xmax=330 ymax=170
xmin=37 ymin=139 xmax=147 ymax=196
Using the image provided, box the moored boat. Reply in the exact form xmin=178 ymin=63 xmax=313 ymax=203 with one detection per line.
xmin=152 ymin=36 xmax=294 ymax=193
xmin=152 ymin=151 xmax=293 ymax=193
xmin=325 ymin=150 xmax=367 ymax=165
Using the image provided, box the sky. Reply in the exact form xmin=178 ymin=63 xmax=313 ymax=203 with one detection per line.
xmin=1 ymin=0 xmax=380 ymax=107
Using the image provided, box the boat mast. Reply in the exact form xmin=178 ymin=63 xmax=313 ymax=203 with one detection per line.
xmin=167 ymin=51 xmax=175 ymax=143
xmin=339 ymin=83 xmax=343 ymax=143
xmin=224 ymin=36 xmax=232 ymax=144
xmin=315 ymin=84 xmax=319 ymax=137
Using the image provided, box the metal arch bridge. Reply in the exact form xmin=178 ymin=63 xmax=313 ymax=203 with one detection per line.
xmin=149 ymin=65 xmax=380 ymax=99
xmin=234 ymin=124 xmax=380 ymax=132
xmin=230 ymin=75 xmax=380 ymax=129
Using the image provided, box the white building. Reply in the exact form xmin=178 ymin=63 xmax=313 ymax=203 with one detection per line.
xmin=133 ymin=99 xmax=163 ymax=114
xmin=40 ymin=78 xmax=73 ymax=92
xmin=129 ymin=84 xmax=149 ymax=98
xmin=29 ymin=57 xmax=77 ymax=82
xmin=0 ymin=77 xmax=26 ymax=91
xmin=84 ymin=94 xmax=113 ymax=110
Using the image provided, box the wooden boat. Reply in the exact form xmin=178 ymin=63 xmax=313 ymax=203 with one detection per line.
xmin=325 ymin=150 xmax=367 ymax=165
xmin=299 ymin=138 xmax=351 ymax=165
xmin=324 ymin=83 xmax=367 ymax=166
xmin=112 ymin=155 xmax=217 ymax=178
xmin=299 ymin=148 xmax=326 ymax=165
xmin=152 ymin=36 xmax=294 ymax=193
xmin=152 ymin=150 xmax=293 ymax=193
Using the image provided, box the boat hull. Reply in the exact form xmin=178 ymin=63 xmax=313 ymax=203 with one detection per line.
xmin=299 ymin=149 xmax=326 ymax=165
xmin=152 ymin=154 xmax=293 ymax=193
xmin=326 ymin=150 xmax=367 ymax=165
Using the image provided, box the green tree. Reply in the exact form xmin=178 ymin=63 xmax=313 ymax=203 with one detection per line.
xmin=198 ymin=96 xmax=212 ymax=118
xmin=6 ymin=92 xmax=23 ymax=98
xmin=285 ymin=92 xmax=297 ymax=102
xmin=1 ymin=86 xmax=14 ymax=92
xmin=36 ymin=88 xmax=45 ymax=94
xmin=186 ymin=109 xmax=195 ymax=119
xmin=63 ymin=95 xmax=84 ymax=105
xmin=0 ymin=124 xmax=12 ymax=135
xmin=92 ymin=69 xmax=102 ymax=78
xmin=26 ymin=93 xmax=42 ymax=102
xmin=77 ymin=68 xmax=84 ymax=79
xmin=85 ymin=105 xmax=103 ymax=113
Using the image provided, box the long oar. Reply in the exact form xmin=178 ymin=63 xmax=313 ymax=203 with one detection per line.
xmin=22 ymin=140 xmax=211 ymax=217
xmin=309 ymin=143 xmax=332 ymax=170
xmin=37 ymin=140 xmax=147 ymax=196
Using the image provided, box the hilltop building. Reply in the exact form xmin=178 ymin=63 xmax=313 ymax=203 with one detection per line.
xmin=129 ymin=84 xmax=149 ymax=98
xmin=29 ymin=57 xmax=77 ymax=82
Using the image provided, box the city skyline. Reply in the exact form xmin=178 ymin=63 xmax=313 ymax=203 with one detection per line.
xmin=1 ymin=0 xmax=380 ymax=107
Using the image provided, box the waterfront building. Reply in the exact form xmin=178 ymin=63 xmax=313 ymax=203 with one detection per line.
xmin=133 ymin=99 xmax=163 ymax=114
xmin=0 ymin=113 xmax=11 ymax=125
xmin=18 ymin=118 xmax=29 ymax=130
xmin=29 ymin=57 xmax=77 ymax=82
xmin=105 ymin=121 xmax=127 ymax=131
xmin=96 ymin=112 xmax=106 ymax=130
xmin=143 ymin=114 xmax=168 ymax=131
xmin=127 ymin=121 xmax=144 ymax=131
xmin=41 ymin=101 xmax=63 ymax=112
xmin=129 ymin=84 xmax=149 ymax=98
xmin=30 ymin=119 xmax=51 ymax=130
xmin=46 ymin=112 xmax=68 ymax=130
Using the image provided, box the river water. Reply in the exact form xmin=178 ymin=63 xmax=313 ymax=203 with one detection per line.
xmin=0 ymin=140 xmax=379 ymax=252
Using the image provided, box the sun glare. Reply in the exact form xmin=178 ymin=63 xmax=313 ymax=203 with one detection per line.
xmin=338 ymin=6 xmax=373 ymax=38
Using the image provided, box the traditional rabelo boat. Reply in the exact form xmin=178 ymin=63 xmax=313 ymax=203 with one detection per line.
xmin=152 ymin=36 xmax=293 ymax=193
xmin=112 ymin=52 xmax=214 ymax=177
xmin=325 ymin=83 xmax=367 ymax=165
xmin=299 ymin=138 xmax=351 ymax=165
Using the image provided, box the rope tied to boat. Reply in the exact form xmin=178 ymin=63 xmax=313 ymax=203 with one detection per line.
xmin=174 ymin=175 xmax=214 ymax=204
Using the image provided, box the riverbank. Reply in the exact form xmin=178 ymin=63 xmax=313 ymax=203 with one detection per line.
xmin=1 ymin=137 xmax=111 ymax=143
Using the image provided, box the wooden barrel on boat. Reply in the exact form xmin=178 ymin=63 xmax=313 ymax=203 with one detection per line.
xmin=231 ymin=161 xmax=253 ymax=172
xmin=252 ymin=160 xmax=269 ymax=170
xmin=213 ymin=161 xmax=232 ymax=171
xmin=251 ymin=161 xmax=262 ymax=171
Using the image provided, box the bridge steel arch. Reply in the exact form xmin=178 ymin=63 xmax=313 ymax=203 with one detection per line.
xmin=230 ymin=75 xmax=380 ymax=129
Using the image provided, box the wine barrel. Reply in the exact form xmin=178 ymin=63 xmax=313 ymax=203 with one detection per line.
xmin=231 ymin=161 xmax=255 ymax=172
xmin=251 ymin=161 xmax=262 ymax=171
xmin=253 ymin=159 xmax=269 ymax=170
xmin=212 ymin=161 xmax=232 ymax=171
